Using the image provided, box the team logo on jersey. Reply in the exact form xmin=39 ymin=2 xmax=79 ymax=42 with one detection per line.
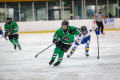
xmin=63 ymin=36 xmax=69 ymax=41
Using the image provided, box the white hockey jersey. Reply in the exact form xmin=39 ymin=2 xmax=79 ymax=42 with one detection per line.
xmin=77 ymin=26 xmax=97 ymax=40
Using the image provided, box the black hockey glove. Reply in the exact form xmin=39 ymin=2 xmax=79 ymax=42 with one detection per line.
xmin=69 ymin=29 xmax=76 ymax=34
xmin=5 ymin=33 xmax=8 ymax=38
xmin=53 ymin=39 xmax=58 ymax=44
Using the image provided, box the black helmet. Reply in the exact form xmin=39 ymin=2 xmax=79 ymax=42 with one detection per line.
xmin=6 ymin=17 xmax=12 ymax=24
xmin=9 ymin=18 xmax=12 ymax=22
xmin=62 ymin=20 xmax=69 ymax=31
xmin=62 ymin=20 xmax=69 ymax=25
xmin=81 ymin=26 xmax=87 ymax=34
xmin=6 ymin=17 xmax=12 ymax=22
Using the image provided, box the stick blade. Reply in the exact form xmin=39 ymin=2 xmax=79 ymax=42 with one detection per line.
xmin=34 ymin=55 xmax=38 ymax=58
xmin=97 ymin=57 xmax=99 ymax=59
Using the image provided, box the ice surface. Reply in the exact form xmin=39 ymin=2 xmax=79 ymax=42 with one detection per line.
xmin=0 ymin=31 xmax=120 ymax=80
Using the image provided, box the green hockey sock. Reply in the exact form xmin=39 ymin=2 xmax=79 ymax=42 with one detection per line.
xmin=52 ymin=47 xmax=61 ymax=60
xmin=9 ymin=39 xmax=16 ymax=46
xmin=14 ymin=39 xmax=20 ymax=47
xmin=58 ymin=50 xmax=64 ymax=63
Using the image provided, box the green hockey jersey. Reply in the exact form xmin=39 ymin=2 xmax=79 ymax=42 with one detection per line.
xmin=53 ymin=26 xmax=80 ymax=44
xmin=4 ymin=21 xmax=19 ymax=35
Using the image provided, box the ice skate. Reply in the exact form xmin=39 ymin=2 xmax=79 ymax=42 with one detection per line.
xmin=14 ymin=45 xmax=17 ymax=50
xmin=19 ymin=46 xmax=22 ymax=51
xmin=53 ymin=62 xmax=60 ymax=66
xmin=49 ymin=59 xmax=54 ymax=66
xmin=85 ymin=53 xmax=89 ymax=58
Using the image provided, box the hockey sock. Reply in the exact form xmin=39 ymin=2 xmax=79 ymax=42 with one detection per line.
xmin=70 ymin=45 xmax=78 ymax=55
xmin=85 ymin=44 xmax=89 ymax=54
xmin=9 ymin=39 xmax=16 ymax=46
xmin=52 ymin=47 xmax=61 ymax=60
xmin=14 ymin=39 xmax=20 ymax=47
xmin=70 ymin=47 xmax=76 ymax=54
xmin=58 ymin=50 xmax=64 ymax=63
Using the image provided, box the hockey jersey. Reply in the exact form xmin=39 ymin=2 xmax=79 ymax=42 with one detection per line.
xmin=53 ymin=26 xmax=80 ymax=44
xmin=76 ymin=26 xmax=97 ymax=41
xmin=4 ymin=21 xmax=19 ymax=35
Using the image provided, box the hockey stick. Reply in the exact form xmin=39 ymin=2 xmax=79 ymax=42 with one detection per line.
xmin=34 ymin=43 xmax=54 ymax=58
xmin=34 ymin=27 xmax=80 ymax=58
xmin=97 ymin=35 xmax=99 ymax=59
xmin=34 ymin=33 xmax=71 ymax=58
xmin=0 ymin=36 xmax=7 ymax=40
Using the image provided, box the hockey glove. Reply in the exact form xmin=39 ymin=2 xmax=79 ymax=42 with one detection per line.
xmin=81 ymin=38 xmax=88 ymax=44
xmin=53 ymin=39 xmax=58 ymax=44
xmin=94 ymin=28 xmax=100 ymax=35
xmin=69 ymin=29 xmax=76 ymax=34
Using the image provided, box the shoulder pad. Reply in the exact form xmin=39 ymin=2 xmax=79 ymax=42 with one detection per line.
xmin=78 ymin=33 xmax=81 ymax=37
xmin=90 ymin=29 xmax=92 ymax=32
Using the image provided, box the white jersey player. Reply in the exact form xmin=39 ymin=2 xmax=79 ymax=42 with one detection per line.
xmin=67 ymin=26 xmax=100 ymax=58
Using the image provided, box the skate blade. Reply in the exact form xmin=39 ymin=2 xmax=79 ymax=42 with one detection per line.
xmin=53 ymin=65 xmax=58 ymax=67
xmin=53 ymin=64 xmax=60 ymax=67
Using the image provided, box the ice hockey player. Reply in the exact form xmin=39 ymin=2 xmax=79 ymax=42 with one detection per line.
xmin=49 ymin=20 xmax=81 ymax=66
xmin=0 ymin=26 xmax=7 ymax=40
xmin=67 ymin=26 xmax=100 ymax=58
xmin=4 ymin=17 xmax=22 ymax=50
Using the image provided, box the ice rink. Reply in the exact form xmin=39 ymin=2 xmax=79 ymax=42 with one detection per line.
xmin=0 ymin=31 xmax=120 ymax=80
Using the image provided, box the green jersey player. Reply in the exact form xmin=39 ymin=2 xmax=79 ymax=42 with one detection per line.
xmin=4 ymin=17 xmax=22 ymax=50
xmin=49 ymin=20 xmax=81 ymax=66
